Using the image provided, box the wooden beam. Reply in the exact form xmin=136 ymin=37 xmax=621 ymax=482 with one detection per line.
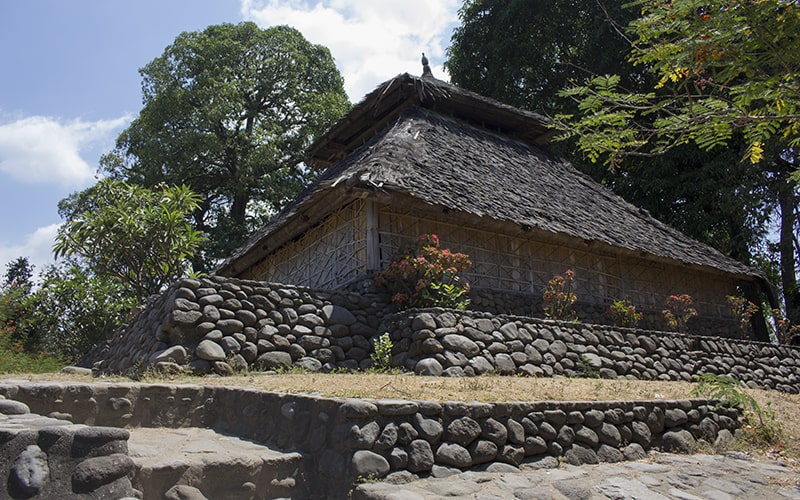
xmin=366 ymin=199 xmax=380 ymax=271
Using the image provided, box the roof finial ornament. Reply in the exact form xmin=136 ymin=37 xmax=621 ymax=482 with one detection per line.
xmin=421 ymin=52 xmax=433 ymax=78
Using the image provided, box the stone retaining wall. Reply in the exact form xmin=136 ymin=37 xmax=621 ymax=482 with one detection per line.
xmin=87 ymin=277 xmax=800 ymax=394
xmin=87 ymin=276 xmax=390 ymax=375
xmin=0 ymin=381 xmax=741 ymax=498
xmin=386 ymin=309 xmax=800 ymax=393
xmin=0 ymin=395 xmax=136 ymax=499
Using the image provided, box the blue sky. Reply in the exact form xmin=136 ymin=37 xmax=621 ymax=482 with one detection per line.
xmin=0 ymin=0 xmax=459 ymax=275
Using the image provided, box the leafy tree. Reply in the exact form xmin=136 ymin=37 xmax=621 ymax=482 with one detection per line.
xmin=446 ymin=0 xmax=637 ymax=114
xmin=54 ymin=179 xmax=205 ymax=302
xmin=0 ymin=257 xmax=36 ymax=348
xmin=554 ymin=0 xmax=800 ymax=167
xmin=552 ymin=0 xmax=800 ymax=333
xmin=445 ymin=0 xmax=784 ymax=340
xmin=103 ymin=22 xmax=350 ymax=268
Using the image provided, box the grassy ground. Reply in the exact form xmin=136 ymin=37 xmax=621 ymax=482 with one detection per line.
xmin=5 ymin=370 xmax=799 ymax=462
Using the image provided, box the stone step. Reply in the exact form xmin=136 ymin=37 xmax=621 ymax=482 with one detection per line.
xmin=127 ymin=427 xmax=304 ymax=499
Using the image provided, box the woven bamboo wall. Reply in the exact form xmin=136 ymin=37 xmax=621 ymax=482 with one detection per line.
xmin=248 ymin=200 xmax=367 ymax=288
xmin=244 ymin=201 xmax=736 ymax=320
xmin=378 ymin=207 xmax=736 ymax=319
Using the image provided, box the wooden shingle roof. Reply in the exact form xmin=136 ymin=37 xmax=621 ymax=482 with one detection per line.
xmin=218 ymin=75 xmax=761 ymax=282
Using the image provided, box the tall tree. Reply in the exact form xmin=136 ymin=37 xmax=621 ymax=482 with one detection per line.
xmin=446 ymin=0 xmax=779 ymax=340
xmin=553 ymin=0 xmax=800 ymax=334
xmin=54 ymin=179 xmax=205 ymax=302
xmin=446 ymin=0 xmax=636 ymax=114
xmin=103 ymin=22 xmax=350 ymax=268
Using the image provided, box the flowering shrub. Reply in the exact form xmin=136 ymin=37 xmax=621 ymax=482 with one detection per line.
xmin=607 ymin=299 xmax=643 ymax=328
xmin=726 ymin=295 xmax=759 ymax=335
xmin=543 ymin=269 xmax=578 ymax=321
xmin=770 ymin=308 xmax=800 ymax=345
xmin=662 ymin=294 xmax=698 ymax=332
xmin=376 ymin=234 xmax=472 ymax=310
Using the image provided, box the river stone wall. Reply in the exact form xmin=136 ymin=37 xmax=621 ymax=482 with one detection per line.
xmin=0 ymin=381 xmax=741 ymax=499
xmin=86 ymin=276 xmax=800 ymax=394
xmin=87 ymin=275 xmax=391 ymax=375
xmin=0 ymin=395 xmax=136 ymax=499
xmin=386 ymin=309 xmax=800 ymax=394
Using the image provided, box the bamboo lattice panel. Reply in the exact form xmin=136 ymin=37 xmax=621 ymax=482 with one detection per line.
xmin=252 ymin=200 xmax=368 ymax=289
xmin=378 ymin=208 xmax=735 ymax=319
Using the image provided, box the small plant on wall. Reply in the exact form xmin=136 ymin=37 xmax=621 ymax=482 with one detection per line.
xmin=543 ymin=269 xmax=578 ymax=321
xmin=607 ymin=299 xmax=643 ymax=328
xmin=376 ymin=234 xmax=472 ymax=310
xmin=726 ymin=295 xmax=758 ymax=337
xmin=662 ymin=294 xmax=697 ymax=333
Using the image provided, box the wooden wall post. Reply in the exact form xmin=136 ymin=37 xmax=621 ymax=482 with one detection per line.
xmin=366 ymin=199 xmax=380 ymax=271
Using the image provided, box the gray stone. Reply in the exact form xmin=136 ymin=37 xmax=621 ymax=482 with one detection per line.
xmin=480 ymin=418 xmax=508 ymax=445
xmin=195 ymin=339 xmax=226 ymax=361
xmin=375 ymin=423 xmax=399 ymax=450
xmin=216 ymin=318 xmax=244 ymax=335
xmin=468 ymin=439 xmax=498 ymax=464
xmin=351 ymin=450 xmax=390 ymax=479
xmin=415 ymin=358 xmax=443 ymax=376
xmin=498 ymin=444 xmax=525 ymax=466
xmin=523 ymin=435 xmax=548 ymax=456
xmin=71 ymin=453 xmax=134 ymax=493
xmin=469 ymin=356 xmax=494 ymax=374
xmin=435 ymin=442 xmax=472 ymax=467
xmin=295 ymin=356 xmax=323 ymax=372
xmin=0 ymin=399 xmax=30 ymax=415
xmin=494 ymin=353 xmax=517 ymax=374
xmin=549 ymin=340 xmax=568 ymax=359
xmin=441 ymin=334 xmax=480 ymax=356
xmin=662 ymin=429 xmax=697 ymax=453
xmin=597 ymin=444 xmax=625 ymax=463
xmin=412 ymin=313 xmax=437 ymax=331
xmin=665 ymin=408 xmax=689 ymax=427
xmin=256 ymin=351 xmax=292 ymax=370
xmin=406 ymin=439 xmax=434 ymax=472
xmin=565 ymin=444 xmax=599 ymax=465
xmin=597 ymin=422 xmax=622 ymax=447
xmin=219 ymin=336 xmax=241 ymax=354
xmin=446 ymin=416 xmax=482 ymax=446
xmin=413 ymin=413 xmax=443 ymax=442
xmin=574 ymin=425 xmax=599 ymax=447
xmin=165 ymin=485 xmax=209 ymax=500
xmin=622 ymin=443 xmax=648 ymax=461
xmin=151 ymin=345 xmax=188 ymax=364
xmin=9 ymin=445 xmax=48 ymax=497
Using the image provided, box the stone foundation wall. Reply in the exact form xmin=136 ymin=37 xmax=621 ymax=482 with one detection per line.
xmin=87 ymin=277 xmax=799 ymax=394
xmin=87 ymin=275 xmax=391 ymax=375
xmin=0 ymin=381 xmax=741 ymax=499
xmin=386 ymin=309 xmax=800 ymax=393
xmin=0 ymin=395 xmax=136 ymax=499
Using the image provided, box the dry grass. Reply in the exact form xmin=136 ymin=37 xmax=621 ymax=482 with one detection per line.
xmin=5 ymin=371 xmax=799 ymax=460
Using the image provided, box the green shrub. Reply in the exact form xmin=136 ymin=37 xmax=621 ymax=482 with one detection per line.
xmin=607 ymin=299 xmax=643 ymax=328
xmin=370 ymin=333 xmax=394 ymax=372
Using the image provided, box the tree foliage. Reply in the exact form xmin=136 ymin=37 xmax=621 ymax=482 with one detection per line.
xmin=554 ymin=0 xmax=800 ymax=168
xmin=54 ymin=179 xmax=205 ymax=302
xmin=103 ymin=22 xmax=350 ymax=267
xmin=446 ymin=0 xmax=636 ymax=114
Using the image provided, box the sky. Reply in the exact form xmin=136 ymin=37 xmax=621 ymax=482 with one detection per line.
xmin=0 ymin=0 xmax=460 ymax=275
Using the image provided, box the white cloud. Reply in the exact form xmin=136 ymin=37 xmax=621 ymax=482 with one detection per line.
xmin=0 ymin=114 xmax=130 ymax=187
xmin=240 ymin=0 xmax=460 ymax=101
xmin=0 ymin=223 xmax=61 ymax=276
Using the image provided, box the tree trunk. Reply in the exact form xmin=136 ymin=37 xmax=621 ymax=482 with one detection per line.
xmin=777 ymin=177 xmax=800 ymax=325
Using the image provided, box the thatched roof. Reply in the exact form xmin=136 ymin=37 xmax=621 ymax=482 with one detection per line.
xmin=218 ymin=74 xmax=761 ymax=282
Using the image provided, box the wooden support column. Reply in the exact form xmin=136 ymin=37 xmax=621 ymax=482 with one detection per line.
xmin=366 ymin=199 xmax=380 ymax=271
